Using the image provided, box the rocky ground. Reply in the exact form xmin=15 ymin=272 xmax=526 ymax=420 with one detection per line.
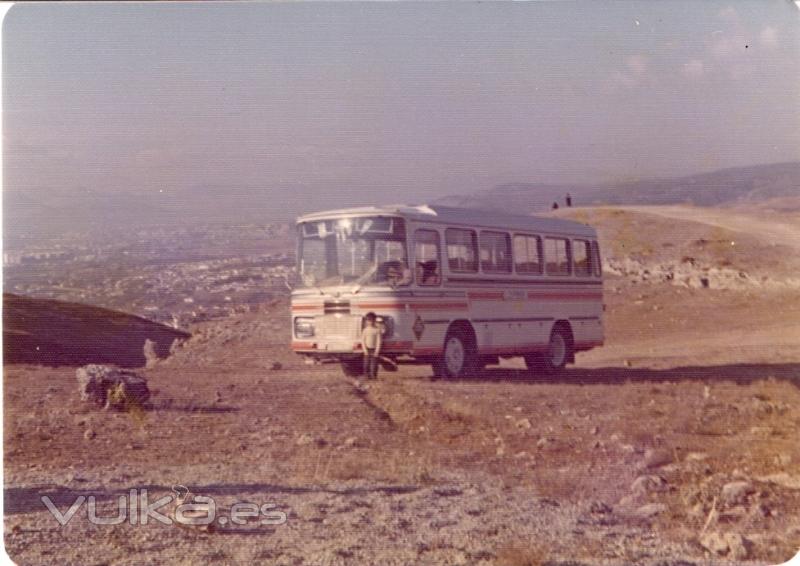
xmin=4 ymin=206 xmax=800 ymax=565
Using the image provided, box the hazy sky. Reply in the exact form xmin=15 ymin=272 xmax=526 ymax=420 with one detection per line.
xmin=4 ymin=1 xmax=800 ymax=211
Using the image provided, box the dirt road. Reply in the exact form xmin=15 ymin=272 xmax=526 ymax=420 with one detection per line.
xmin=597 ymin=205 xmax=800 ymax=249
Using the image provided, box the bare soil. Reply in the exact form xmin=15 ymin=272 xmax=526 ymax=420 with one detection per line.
xmin=4 ymin=206 xmax=800 ymax=565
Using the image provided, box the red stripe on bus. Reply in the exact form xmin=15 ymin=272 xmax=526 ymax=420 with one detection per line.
xmin=356 ymin=303 xmax=469 ymax=310
xmin=411 ymin=303 xmax=469 ymax=310
xmin=467 ymin=292 xmax=505 ymax=300
xmin=527 ymin=292 xmax=603 ymax=300
xmin=291 ymin=305 xmax=319 ymax=311
xmin=291 ymin=341 xmax=316 ymax=350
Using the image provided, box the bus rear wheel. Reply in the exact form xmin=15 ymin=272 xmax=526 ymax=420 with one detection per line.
xmin=525 ymin=327 xmax=571 ymax=374
xmin=433 ymin=329 xmax=477 ymax=379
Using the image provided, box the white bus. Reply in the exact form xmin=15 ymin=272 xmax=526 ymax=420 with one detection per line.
xmin=291 ymin=205 xmax=603 ymax=378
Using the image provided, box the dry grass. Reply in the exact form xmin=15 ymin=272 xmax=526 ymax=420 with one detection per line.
xmin=495 ymin=543 xmax=551 ymax=566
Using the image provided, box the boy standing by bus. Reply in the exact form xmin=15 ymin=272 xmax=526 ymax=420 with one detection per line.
xmin=361 ymin=312 xmax=382 ymax=379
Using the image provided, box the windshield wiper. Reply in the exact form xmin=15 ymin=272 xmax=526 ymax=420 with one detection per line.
xmin=351 ymin=265 xmax=379 ymax=295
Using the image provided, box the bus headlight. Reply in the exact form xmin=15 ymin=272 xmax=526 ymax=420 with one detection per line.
xmin=294 ymin=317 xmax=315 ymax=338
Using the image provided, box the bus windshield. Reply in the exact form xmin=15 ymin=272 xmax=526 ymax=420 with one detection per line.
xmin=298 ymin=216 xmax=410 ymax=288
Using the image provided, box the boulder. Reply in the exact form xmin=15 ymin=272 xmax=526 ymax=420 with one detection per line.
xmin=76 ymin=364 xmax=150 ymax=411
xmin=143 ymin=339 xmax=159 ymax=368
xmin=631 ymin=474 xmax=667 ymax=495
xmin=641 ymin=448 xmax=674 ymax=469
xmin=633 ymin=502 xmax=667 ymax=520
xmin=699 ymin=532 xmax=750 ymax=559
xmin=721 ymin=481 xmax=754 ymax=506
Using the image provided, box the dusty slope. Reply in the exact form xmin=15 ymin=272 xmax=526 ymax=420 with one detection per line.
xmin=4 ymin=206 xmax=800 ymax=565
xmin=594 ymin=205 xmax=800 ymax=250
xmin=3 ymin=293 xmax=189 ymax=368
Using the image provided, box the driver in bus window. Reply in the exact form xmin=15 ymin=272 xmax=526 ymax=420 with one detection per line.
xmin=378 ymin=259 xmax=412 ymax=286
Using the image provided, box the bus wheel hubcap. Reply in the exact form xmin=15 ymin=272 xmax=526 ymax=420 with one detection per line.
xmin=445 ymin=337 xmax=465 ymax=375
xmin=549 ymin=334 xmax=566 ymax=366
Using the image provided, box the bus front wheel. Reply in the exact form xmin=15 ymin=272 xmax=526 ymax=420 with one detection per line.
xmin=433 ymin=329 xmax=477 ymax=379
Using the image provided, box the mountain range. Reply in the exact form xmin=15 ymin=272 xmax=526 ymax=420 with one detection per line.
xmin=5 ymin=161 xmax=799 ymax=246
xmin=435 ymin=161 xmax=800 ymax=214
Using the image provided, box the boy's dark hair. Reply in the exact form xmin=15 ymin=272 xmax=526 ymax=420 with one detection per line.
xmin=364 ymin=312 xmax=377 ymax=321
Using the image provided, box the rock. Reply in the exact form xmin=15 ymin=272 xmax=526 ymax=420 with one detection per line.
xmin=641 ymin=448 xmax=673 ymax=469
xmin=169 ymin=338 xmax=184 ymax=355
xmin=270 ymin=361 xmax=284 ymax=371
xmin=757 ymin=472 xmax=800 ymax=490
xmin=750 ymin=426 xmax=773 ymax=437
xmin=433 ymin=487 xmax=463 ymax=497
xmin=685 ymin=452 xmax=709 ymax=462
xmin=343 ymin=437 xmax=358 ymax=447
xmin=774 ymin=453 xmax=792 ymax=467
xmin=515 ymin=418 xmax=532 ymax=429
xmin=631 ymin=474 xmax=667 ymax=495
xmin=143 ymin=339 xmax=159 ymax=368
xmin=699 ymin=532 xmax=750 ymax=559
xmin=296 ymin=433 xmax=314 ymax=446
xmin=721 ymin=481 xmax=754 ymax=506
xmin=76 ymin=365 xmax=150 ymax=411
xmin=83 ymin=428 xmax=96 ymax=440
xmin=589 ymin=501 xmax=612 ymax=514
xmin=633 ymin=503 xmax=666 ymax=520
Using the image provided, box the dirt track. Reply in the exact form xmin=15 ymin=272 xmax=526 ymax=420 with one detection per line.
xmin=4 ymin=206 xmax=800 ymax=565
xmin=595 ymin=205 xmax=800 ymax=250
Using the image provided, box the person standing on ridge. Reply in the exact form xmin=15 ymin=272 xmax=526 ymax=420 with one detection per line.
xmin=566 ymin=193 xmax=573 ymax=207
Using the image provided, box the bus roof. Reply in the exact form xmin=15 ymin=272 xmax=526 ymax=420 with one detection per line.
xmin=297 ymin=204 xmax=597 ymax=238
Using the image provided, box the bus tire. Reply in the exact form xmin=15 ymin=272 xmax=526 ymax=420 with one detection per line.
xmin=438 ymin=327 xmax=477 ymax=378
xmin=525 ymin=326 xmax=571 ymax=374
xmin=341 ymin=359 xmax=364 ymax=378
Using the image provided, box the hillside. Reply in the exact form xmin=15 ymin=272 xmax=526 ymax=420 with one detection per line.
xmin=3 ymin=293 xmax=189 ymax=367
xmin=4 ymin=206 xmax=800 ymax=565
xmin=436 ymin=161 xmax=800 ymax=214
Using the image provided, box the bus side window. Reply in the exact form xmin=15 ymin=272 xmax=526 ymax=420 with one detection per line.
xmin=513 ymin=234 xmax=543 ymax=274
xmin=414 ymin=229 xmax=442 ymax=286
xmin=445 ymin=228 xmax=478 ymax=273
xmin=545 ymin=237 xmax=571 ymax=276
xmin=591 ymin=240 xmax=602 ymax=277
xmin=480 ymin=231 xmax=512 ymax=273
xmin=573 ymin=239 xmax=592 ymax=276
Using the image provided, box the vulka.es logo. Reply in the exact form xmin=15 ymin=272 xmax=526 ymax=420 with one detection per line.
xmin=41 ymin=486 xmax=288 ymax=527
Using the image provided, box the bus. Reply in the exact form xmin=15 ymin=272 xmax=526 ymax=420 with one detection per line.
xmin=291 ymin=204 xmax=603 ymax=378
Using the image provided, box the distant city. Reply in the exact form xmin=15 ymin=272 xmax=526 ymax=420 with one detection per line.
xmin=4 ymin=222 xmax=296 ymax=328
